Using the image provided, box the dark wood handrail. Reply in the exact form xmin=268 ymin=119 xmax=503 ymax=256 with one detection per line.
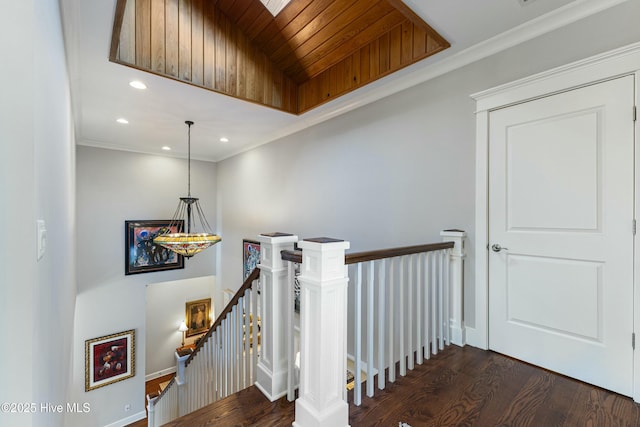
xmin=185 ymin=267 xmax=261 ymax=367
xmin=281 ymin=249 xmax=302 ymax=263
xmin=281 ymin=241 xmax=455 ymax=265
xmin=345 ymin=241 xmax=454 ymax=264
xmin=152 ymin=374 xmax=175 ymax=401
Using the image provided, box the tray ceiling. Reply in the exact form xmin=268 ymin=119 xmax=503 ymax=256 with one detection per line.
xmin=110 ymin=0 xmax=450 ymax=114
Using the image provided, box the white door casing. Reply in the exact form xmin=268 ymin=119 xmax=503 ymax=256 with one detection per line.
xmin=472 ymin=41 xmax=640 ymax=401
xmin=488 ymin=76 xmax=634 ymax=396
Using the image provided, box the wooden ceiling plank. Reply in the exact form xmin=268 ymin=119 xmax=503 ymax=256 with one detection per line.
xmin=165 ymin=0 xmax=179 ymax=77
xmin=192 ymin=0 xmax=205 ymax=85
xmin=236 ymin=0 xmax=268 ymax=32
xmin=216 ymin=0 xmax=240 ymax=16
xmin=352 ymin=48 xmax=361 ymax=86
xmin=277 ymin=0 xmax=391 ymax=74
xmin=412 ymin=23 xmax=426 ymax=59
xmin=226 ymin=16 xmax=238 ymax=93
xmin=389 ymin=23 xmax=401 ymax=70
xmin=359 ymin=44 xmax=370 ymax=85
xmin=203 ymin=0 xmax=216 ymax=88
xmin=369 ymin=37 xmax=380 ymax=80
xmin=135 ymin=0 xmax=152 ymax=69
xmin=400 ymin=19 xmax=412 ymax=65
xmin=151 ymin=0 xmax=166 ymax=73
xmin=116 ymin=0 xmax=136 ymax=63
xmin=386 ymin=0 xmax=450 ymax=49
xmin=109 ymin=0 xmax=128 ymax=61
xmin=244 ymin=8 xmax=273 ymax=40
xmin=289 ymin=7 xmax=402 ymax=82
xmin=178 ymin=0 xmax=192 ymax=82
xmin=235 ymin=23 xmax=247 ymax=98
xmin=255 ymin=0 xmax=313 ymax=50
xmin=214 ymin=7 xmax=227 ymax=92
xmin=378 ymin=32 xmax=390 ymax=74
xmin=269 ymin=0 xmax=337 ymax=63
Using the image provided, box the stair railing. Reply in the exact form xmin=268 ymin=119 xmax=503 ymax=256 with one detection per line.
xmin=280 ymin=230 xmax=467 ymax=427
xmin=147 ymin=267 xmax=262 ymax=427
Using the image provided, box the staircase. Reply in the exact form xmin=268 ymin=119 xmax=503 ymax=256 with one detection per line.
xmin=147 ymin=230 xmax=467 ymax=427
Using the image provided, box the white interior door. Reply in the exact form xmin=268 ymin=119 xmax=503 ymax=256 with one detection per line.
xmin=488 ymin=75 xmax=635 ymax=396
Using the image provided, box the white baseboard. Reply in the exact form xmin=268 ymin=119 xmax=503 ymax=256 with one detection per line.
xmin=145 ymin=366 xmax=176 ymax=382
xmin=103 ymin=410 xmax=146 ymax=427
xmin=464 ymin=326 xmax=488 ymax=350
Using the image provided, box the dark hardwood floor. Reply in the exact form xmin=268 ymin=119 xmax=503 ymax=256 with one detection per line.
xmin=155 ymin=346 xmax=640 ymax=426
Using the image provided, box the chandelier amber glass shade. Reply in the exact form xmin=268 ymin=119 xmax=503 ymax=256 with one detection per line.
xmin=154 ymin=232 xmax=221 ymax=257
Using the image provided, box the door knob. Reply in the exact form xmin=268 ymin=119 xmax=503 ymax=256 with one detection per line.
xmin=491 ymin=244 xmax=508 ymax=252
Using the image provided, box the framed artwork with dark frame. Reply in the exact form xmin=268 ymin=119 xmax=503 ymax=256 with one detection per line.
xmin=85 ymin=329 xmax=135 ymax=392
xmin=243 ymin=239 xmax=261 ymax=280
xmin=125 ymin=220 xmax=184 ymax=275
xmin=186 ymin=298 xmax=211 ymax=337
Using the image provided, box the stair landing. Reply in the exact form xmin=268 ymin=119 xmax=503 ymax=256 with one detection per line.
xmin=163 ymin=385 xmax=293 ymax=427
xmin=160 ymin=346 xmax=640 ymax=427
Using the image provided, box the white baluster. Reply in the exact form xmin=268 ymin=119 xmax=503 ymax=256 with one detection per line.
xmin=231 ymin=307 xmax=237 ymax=394
xmin=431 ymin=252 xmax=437 ymax=355
xmin=444 ymin=249 xmax=451 ymax=346
xmin=366 ymin=260 xmax=375 ymax=398
xmin=287 ymin=261 xmax=296 ymax=401
xmin=251 ymin=281 xmax=259 ymax=382
xmin=407 ymin=255 xmax=414 ymax=371
xmin=216 ymin=328 xmax=221 ymax=400
xmin=388 ymin=257 xmax=395 ymax=383
xmin=399 ymin=256 xmax=406 ymax=377
xmin=377 ymin=259 xmax=386 ymax=391
xmin=424 ymin=252 xmax=430 ymax=361
xmin=416 ymin=252 xmax=423 ymax=365
xmin=236 ymin=300 xmax=242 ymax=391
xmin=243 ymin=290 xmax=249 ymax=389
xmin=438 ymin=251 xmax=445 ymax=351
xmin=222 ymin=317 xmax=228 ymax=396
xmin=354 ymin=262 xmax=362 ymax=406
xmin=377 ymin=259 xmax=386 ymax=390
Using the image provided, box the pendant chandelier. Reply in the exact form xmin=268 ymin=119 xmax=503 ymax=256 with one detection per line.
xmin=154 ymin=121 xmax=221 ymax=258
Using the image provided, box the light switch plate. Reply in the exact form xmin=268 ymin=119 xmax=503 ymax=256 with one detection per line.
xmin=37 ymin=220 xmax=46 ymax=261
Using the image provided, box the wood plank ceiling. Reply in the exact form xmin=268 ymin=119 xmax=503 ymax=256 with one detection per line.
xmin=110 ymin=0 xmax=449 ymax=114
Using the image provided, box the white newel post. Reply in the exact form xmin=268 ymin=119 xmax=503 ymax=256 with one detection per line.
xmin=441 ymin=229 xmax=467 ymax=347
xmin=175 ymin=351 xmax=189 ymax=416
xmin=146 ymin=394 xmax=158 ymax=427
xmin=255 ymin=232 xmax=299 ymax=401
xmin=294 ymin=238 xmax=351 ymax=427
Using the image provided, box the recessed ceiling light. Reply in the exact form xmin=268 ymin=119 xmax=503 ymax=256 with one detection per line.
xmin=220 ymin=137 xmax=229 ymax=143
xmin=116 ymin=118 xmax=129 ymax=124
xmin=162 ymin=146 xmax=171 ymax=151
xmin=129 ymin=80 xmax=147 ymax=90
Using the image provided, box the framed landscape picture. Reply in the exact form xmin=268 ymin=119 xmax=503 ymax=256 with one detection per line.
xmin=186 ymin=298 xmax=211 ymax=337
xmin=85 ymin=329 xmax=135 ymax=391
xmin=243 ymin=239 xmax=261 ymax=280
xmin=125 ymin=220 xmax=184 ymax=275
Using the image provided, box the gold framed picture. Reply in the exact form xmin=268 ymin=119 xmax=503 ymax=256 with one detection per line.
xmin=85 ymin=329 xmax=135 ymax=391
xmin=186 ymin=298 xmax=211 ymax=337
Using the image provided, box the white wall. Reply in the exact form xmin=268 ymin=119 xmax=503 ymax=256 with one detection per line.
xmin=0 ymin=1 xmax=76 ymax=427
xmin=145 ymin=276 xmax=217 ymax=379
xmin=69 ymin=147 xmax=217 ymax=427
xmin=216 ymin=1 xmax=640 ymax=332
